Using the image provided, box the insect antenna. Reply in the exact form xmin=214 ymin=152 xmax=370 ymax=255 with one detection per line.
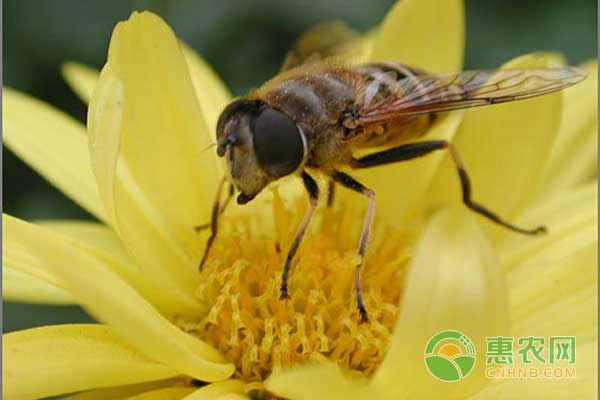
xmin=200 ymin=142 xmax=218 ymax=154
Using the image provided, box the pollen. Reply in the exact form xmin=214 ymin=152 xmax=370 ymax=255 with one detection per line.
xmin=178 ymin=189 xmax=412 ymax=387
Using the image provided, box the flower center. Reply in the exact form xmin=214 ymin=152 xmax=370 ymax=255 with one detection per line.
xmin=179 ymin=189 xmax=411 ymax=386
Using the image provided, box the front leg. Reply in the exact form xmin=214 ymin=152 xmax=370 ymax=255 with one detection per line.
xmin=194 ymin=183 xmax=234 ymax=232
xmin=280 ymin=171 xmax=319 ymax=299
xmin=198 ymin=177 xmax=234 ymax=271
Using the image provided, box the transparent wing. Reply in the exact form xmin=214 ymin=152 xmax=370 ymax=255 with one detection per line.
xmin=280 ymin=21 xmax=364 ymax=72
xmin=358 ymin=67 xmax=586 ymax=123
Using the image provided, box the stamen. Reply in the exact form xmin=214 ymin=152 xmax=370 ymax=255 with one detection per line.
xmin=177 ymin=191 xmax=411 ymax=387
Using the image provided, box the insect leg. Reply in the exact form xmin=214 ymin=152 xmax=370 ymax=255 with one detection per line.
xmin=194 ymin=183 xmax=235 ymax=232
xmin=198 ymin=178 xmax=234 ymax=271
xmin=352 ymin=140 xmax=546 ymax=235
xmin=331 ymin=170 xmax=374 ymax=323
xmin=280 ymin=171 xmax=319 ymax=299
xmin=327 ymin=180 xmax=336 ymax=207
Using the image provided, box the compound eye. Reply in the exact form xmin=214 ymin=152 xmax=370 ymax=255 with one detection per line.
xmin=252 ymin=108 xmax=305 ymax=177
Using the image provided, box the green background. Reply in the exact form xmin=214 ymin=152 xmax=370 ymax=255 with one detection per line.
xmin=3 ymin=0 xmax=597 ymax=332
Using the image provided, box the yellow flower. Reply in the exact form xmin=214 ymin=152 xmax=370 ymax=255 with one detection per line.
xmin=2 ymin=0 xmax=597 ymax=399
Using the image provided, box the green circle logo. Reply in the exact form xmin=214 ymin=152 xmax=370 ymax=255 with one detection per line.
xmin=424 ymin=330 xmax=476 ymax=382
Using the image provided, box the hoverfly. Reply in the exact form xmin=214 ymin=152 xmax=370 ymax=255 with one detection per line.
xmin=198 ymin=23 xmax=585 ymax=322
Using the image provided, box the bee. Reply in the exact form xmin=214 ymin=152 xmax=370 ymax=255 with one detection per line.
xmin=198 ymin=23 xmax=585 ymax=322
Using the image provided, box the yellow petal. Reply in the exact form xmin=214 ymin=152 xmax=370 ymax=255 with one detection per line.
xmin=87 ymin=62 xmax=121 ymax=225
xmin=62 ymin=45 xmax=230 ymax=212
xmin=4 ymin=216 xmax=201 ymax=316
xmin=124 ymin=387 xmax=196 ymax=400
xmin=61 ymin=43 xmax=231 ymax=141
xmin=212 ymin=395 xmax=249 ymax=400
xmin=3 ymin=218 xmax=77 ymax=305
xmin=536 ymin=60 xmax=598 ymax=199
xmin=66 ymin=378 xmax=186 ymax=400
xmin=471 ymin=183 xmax=597 ymax=398
xmin=500 ymin=183 xmax=596 ymax=342
xmin=91 ymin=10 xmax=220 ymax=235
xmin=499 ymin=181 xmax=596 ymax=267
xmin=3 ymin=215 xmax=235 ymax=381
xmin=265 ymin=363 xmax=377 ymax=400
xmin=369 ymin=0 xmax=464 ymax=71
xmin=2 ymin=88 xmax=106 ymax=222
xmin=3 ymin=324 xmax=178 ymax=400
xmin=426 ymin=53 xmax=566 ymax=237
xmin=372 ymin=208 xmax=509 ymax=399
xmin=182 ymin=381 xmax=245 ymax=400
xmin=181 ymin=43 xmax=232 ymax=136
xmin=38 ymin=220 xmax=198 ymax=316
xmin=2 ymin=263 xmax=73 ymax=305
xmin=88 ymin=12 xmax=225 ymax=303
xmin=61 ymin=62 xmax=99 ymax=104
xmin=89 ymin=64 xmax=199 ymax=306
xmin=510 ymin=244 xmax=596 ymax=343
